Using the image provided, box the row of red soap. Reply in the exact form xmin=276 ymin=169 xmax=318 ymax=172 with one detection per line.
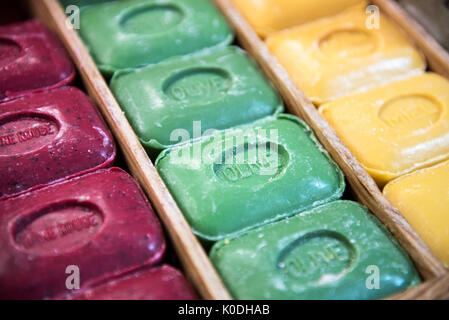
xmin=0 ymin=19 xmax=197 ymax=300
xmin=0 ymin=19 xmax=116 ymax=198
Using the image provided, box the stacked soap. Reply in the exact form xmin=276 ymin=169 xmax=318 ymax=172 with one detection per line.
xmin=265 ymin=1 xmax=425 ymax=105
xmin=0 ymin=21 xmax=111 ymax=199
xmin=77 ymin=0 xmax=422 ymax=300
xmin=232 ymin=0 xmax=449 ymax=270
xmin=320 ymin=73 xmax=449 ymax=186
xmin=0 ymin=19 xmax=196 ymax=300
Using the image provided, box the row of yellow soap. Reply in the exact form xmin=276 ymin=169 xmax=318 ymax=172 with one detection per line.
xmin=232 ymin=0 xmax=449 ymax=267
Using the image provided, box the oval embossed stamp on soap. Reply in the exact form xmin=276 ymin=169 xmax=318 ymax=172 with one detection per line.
xmin=0 ymin=114 xmax=59 ymax=156
xmin=0 ymin=38 xmax=22 ymax=66
xmin=120 ymin=4 xmax=184 ymax=35
xmin=214 ymin=142 xmax=289 ymax=184
xmin=163 ymin=67 xmax=231 ymax=103
xmin=379 ymin=94 xmax=442 ymax=130
xmin=13 ymin=203 xmax=103 ymax=256
xmin=319 ymin=29 xmax=378 ymax=58
xmin=277 ymin=230 xmax=355 ymax=284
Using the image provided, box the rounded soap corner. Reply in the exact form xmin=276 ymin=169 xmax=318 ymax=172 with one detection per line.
xmin=98 ymin=63 xmax=118 ymax=79
xmin=222 ymin=32 xmax=235 ymax=47
xmin=382 ymin=173 xmax=405 ymax=196
xmin=140 ymin=138 xmax=167 ymax=163
xmin=209 ymin=235 xmax=231 ymax=260
xmin=318 ymin=101 xmax=332 ymax=115
xmin=209 ymin=240 xmax=224 ymax=260
xmin=105 ymin=166 xmax=128 ymax=176
xmin=271 ymin=101 xmax=284 ymax=115
xmin=227 ymin=45 xmax=246 ymax=56
xmin=274 ymin=113 xmax=311 ymax=130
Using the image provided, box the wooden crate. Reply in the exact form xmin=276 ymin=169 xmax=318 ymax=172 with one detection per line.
xmin=25 ymin=0 xmax=449 ymax=300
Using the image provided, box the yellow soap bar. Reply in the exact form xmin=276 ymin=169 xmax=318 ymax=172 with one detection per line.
xmin=320 ymin=73 xmax=449 ymax=186
xmin=231 ymin=0 xmax=363 ymax=37
xmin=384 ymin=160 xmax=449 ymax=267
xmin=266 ymin=2 xmax=426 ymax=105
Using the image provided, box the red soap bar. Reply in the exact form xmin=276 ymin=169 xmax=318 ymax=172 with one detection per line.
xmin=61 ymin=265 xmax=199 ymax=300
xmin=0 ymin=168 xmax=166 ymax=300
xmin=0 ymin=19 xmax=75 ymax=101
xmin=0 ymin=86 xmax=116 ymax=199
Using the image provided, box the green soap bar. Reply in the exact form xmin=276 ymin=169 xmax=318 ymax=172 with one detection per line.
xmin=111 ymin=46 xmax=283 ymax=154
xmin=210 ymin=201 xmax=421 ymax=300
xmin=79 ymin=0 xmax=233 ymax=75
xmin=156 ymin=114 xmax=345 ymax=241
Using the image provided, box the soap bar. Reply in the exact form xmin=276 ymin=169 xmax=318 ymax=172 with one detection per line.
xmin=0 ymin=168 xmax=166 ymax=300
xmin=60 ymin=265 xmax=198 ymax=300
xmin=384 ymin=160 xmax=449 ymax=267
xmin=231 ymin=0 xmax=364 ymax=37
xmin=111 ymin=46 xmax=283 ymax=154
xmin=0 ymin=87 xmax=116 ymax=199
xmin=320 ymin=73 xmax=449 ymax=186
xmin=156 ymin=114 xmax=345 ymax=241
xmin=210 ymin=201 xmax=420 ymax=300
xmin=0 ymin=20 xmax=75 ymax=101
xmin=266 ymin=2 xmax=426 ymax=105
xmin=79 ymin=0 xmax=233 ymax=75
xmin=398 ymin=0 xmax=449 ymax=50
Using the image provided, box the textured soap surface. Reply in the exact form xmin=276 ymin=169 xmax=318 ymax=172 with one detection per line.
xmin=0 ymin=168 xmax=166 ymax=300
xmin=320 ymin=73 xmax=449 ymax=186
xmin=0 ymin=20 xmax=75 ymax=101
xmin=0 ymin=87 xmax=116 ymax=199
xmin=111 ymin=46 xmax=283 ymax=154
xmin=398 ymin=0 xmax=449 ymax=51
xmin=60 ymin=265 xmax=198 ymax=300
xmin=384 ymin=160 xmax=449 ymax=267
xmin=231 ymin=0 xmax=363 ymax=37
xmin=79 ymin=0 xmax=233 ymax=74
xmin=156 ymin=115 xmax=345 ymax=241
xmin=266 ymin=2 xmax=425 ymax=105
xmin=210 ymin=201 xmax=420 ymax=300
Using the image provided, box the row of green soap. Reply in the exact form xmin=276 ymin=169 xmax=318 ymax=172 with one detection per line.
xmin=70 ymin=0 xmax=421 ymax=299
xmin=155 ymin=114 xmax=420 ymax=299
